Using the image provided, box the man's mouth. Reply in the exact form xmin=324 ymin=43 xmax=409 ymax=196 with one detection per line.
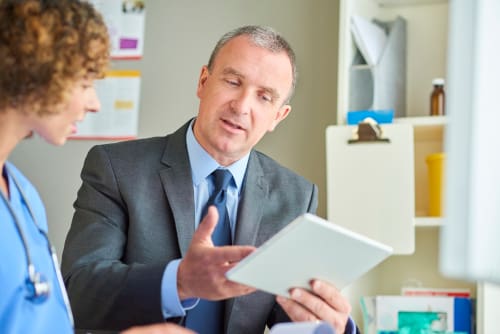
xmin=223 ymin=119 xmax=244 ymax=131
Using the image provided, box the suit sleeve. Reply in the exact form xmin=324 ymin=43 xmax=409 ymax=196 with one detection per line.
xmin=61 ymin=145 xmax=166 ymax=331
xmin=308 ymin=183 xmax=319 ymax=214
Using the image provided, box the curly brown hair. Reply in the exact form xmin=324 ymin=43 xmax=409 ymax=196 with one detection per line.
xmin=0 ymin=0 xmax=110 ymax=116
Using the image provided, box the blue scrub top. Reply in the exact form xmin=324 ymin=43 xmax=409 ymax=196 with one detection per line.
xmin=0 ymin=162 xmax=73 ymax=333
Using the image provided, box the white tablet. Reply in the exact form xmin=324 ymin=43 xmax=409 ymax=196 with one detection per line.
xmin=226 ymin=213 xmax=393 ymax=297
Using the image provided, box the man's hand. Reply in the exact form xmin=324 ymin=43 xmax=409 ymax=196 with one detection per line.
xmin=177 ymin=206 xmax=256 ymax=300
xmin=276 ymin=279 xmax=352 ymax=334
xmin=121 ymin=323 xmax=195 ymax=334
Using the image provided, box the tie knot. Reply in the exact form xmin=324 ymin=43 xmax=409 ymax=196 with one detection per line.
xmin=211 ymin=169 xmax=232 ymax=191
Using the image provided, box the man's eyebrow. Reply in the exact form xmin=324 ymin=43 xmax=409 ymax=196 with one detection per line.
xmin=222 ymin=67 xmax=244 ymax=78
xmin=222 ymin=67 xmax=280 ymax=102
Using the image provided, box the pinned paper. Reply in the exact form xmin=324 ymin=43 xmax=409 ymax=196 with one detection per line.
xmin=70 ymin=70 xmax=141 ymax=140
xmin=89 ymin=0 xmax=146 ymax=59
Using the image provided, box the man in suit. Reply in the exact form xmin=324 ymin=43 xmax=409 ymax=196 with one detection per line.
xmin=61 ymin=25 xmax=358 ymax=334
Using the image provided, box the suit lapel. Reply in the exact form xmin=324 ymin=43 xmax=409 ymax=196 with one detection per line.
xmin=227 ymin=151 xmax=268 ymax=331
xmin=158 ymin=121 xmax=195 ymax=257
xmin=233 ymin=151 xmax=267 ymax=246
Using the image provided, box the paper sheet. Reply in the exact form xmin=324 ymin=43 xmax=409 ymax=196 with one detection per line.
xmin=270 ymin=322 xmax=334 ymax=334
xmin=90 ymin=0 xmax=146 ymax=59
xmin=350 ymin=15 xmax=387 ymax=66
xmin=70 ymin=70 xmax=141 ymax=140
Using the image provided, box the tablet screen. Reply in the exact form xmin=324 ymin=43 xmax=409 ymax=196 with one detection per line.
xmin=226 ymin=213 xmax=393 ymax=297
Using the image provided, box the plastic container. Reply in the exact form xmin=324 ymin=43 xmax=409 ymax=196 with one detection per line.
xmin=346 ymin=109 xmax=394 ymax=125
xmin=426 ymin=152 xmax=445 ymax=216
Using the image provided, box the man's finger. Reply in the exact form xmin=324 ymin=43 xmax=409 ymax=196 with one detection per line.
xmin=216 ymin=245 xmax=256 ymax=263
xmin=192 ymin=206 xmax=219 ymax=243
xmin=311 ymin=279 xmax=351 ymax=314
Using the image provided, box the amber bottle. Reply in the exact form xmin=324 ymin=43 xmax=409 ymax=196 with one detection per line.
xmin=430 ymin=78 xmax=445 ymax=116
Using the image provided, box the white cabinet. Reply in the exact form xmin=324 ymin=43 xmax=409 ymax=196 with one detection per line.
xmin=331 ymin=0 xmax=480 ymax=330
xmin=327 ymin=117 xmax=475 ymax=329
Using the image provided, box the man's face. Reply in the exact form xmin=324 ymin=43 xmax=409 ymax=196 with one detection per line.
xmin=193 ymin=35 xmax=293 ymax=166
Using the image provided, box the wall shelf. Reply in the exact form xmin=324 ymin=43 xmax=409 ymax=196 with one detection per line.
xmin=414 ymin=216 xmax=443 ymax=227
xmin=395 ymin=115 xmax=447 ymax=126
xmin=395 ymin=116 xmax=446 ymax=141
xmin=376 ymin=0 xmax=448 ymax=7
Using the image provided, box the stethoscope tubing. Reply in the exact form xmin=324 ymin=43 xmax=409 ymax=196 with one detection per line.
xmin=0 ymin=165 xmax=74 ymax=327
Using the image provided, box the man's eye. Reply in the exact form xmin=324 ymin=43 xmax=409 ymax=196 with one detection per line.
xmin=226 ymin=80 xmax=239 ymax=86
xmin=260 ymin=94 xmax=272 ymax=103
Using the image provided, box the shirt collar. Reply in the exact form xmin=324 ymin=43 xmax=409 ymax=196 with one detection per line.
xmin=186 ymin=119 xmax=249 ymax=191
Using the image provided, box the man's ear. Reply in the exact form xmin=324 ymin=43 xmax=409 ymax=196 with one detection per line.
xmin=268 ymin=104 xmax=292 ymax=132
xmin=196 ymin=66 xmax=210 ymax=98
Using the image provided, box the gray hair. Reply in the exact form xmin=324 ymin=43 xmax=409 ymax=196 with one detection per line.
xmin=207 ymin=25 xmax=297 ymax=104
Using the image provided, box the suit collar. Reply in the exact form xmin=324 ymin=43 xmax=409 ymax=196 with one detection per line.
xmin=159 ymin=120 xmax=195 ymax=256
xmin=233 ymin=152 xmax=267 ymax=246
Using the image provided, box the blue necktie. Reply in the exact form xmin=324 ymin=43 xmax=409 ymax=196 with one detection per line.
xmin=185 ymin=169 xmax=233 ymax=334
xmin=207 ymin=169 xmax=232 ymax=246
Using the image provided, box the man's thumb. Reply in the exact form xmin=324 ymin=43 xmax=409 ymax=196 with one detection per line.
xmin=193 ymin=206 xmax=219 ymax=243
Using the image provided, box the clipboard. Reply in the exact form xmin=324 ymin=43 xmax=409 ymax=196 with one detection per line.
xmin=226 ymin=213 xmax=393 ymax=297
xmin=326 ymin=122 xmax=415 ymax=254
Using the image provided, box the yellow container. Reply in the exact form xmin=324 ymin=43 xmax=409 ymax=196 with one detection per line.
xmin=426 ymin=152 xmax=445 ymax=216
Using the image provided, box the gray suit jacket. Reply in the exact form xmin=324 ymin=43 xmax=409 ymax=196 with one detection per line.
xmin=61 ymin=120 xmax=318 ymax=333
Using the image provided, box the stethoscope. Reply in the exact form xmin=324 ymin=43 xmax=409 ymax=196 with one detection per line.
xmin=0 ymin=166 xmax=74 ymax=327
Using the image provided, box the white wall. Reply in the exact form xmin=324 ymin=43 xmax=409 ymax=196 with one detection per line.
xmin=10 ymin=0 xmax=339 ymax=257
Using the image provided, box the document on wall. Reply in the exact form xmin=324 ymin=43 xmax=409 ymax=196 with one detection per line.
xmin=70 ymin=70 xmax=141 ymax=140
xmin=89 ymin=0 xmax=146 ymax=59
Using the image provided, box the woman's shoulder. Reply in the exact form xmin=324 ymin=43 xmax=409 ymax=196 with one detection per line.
xmin=5 ymin=162 xmax=33 ymax=187
xmin=5 ymin=161 xmax=47 ymax=228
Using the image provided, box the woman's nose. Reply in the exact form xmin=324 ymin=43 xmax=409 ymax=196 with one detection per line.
xmin=86 ymin=87 xmax=101 ymax=113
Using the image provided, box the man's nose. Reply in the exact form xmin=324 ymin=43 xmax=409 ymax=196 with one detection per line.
xmin=230 ymin=90 xmax=252 ymax=115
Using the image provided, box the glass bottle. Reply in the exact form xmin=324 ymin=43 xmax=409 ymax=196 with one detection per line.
xmin=430 ymin=78 xmax=445 ymax=116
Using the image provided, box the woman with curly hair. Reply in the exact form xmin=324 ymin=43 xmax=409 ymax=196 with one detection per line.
xmin=0 ymin=1 xmax=192 ymax=333
xmin=0 ymin=0 xmax=109 ymax=332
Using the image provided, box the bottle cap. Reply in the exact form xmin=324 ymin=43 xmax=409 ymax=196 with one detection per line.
xmin=432 ymin=78 xmax=445 ymax=86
